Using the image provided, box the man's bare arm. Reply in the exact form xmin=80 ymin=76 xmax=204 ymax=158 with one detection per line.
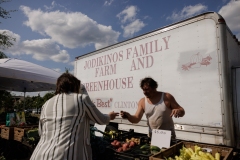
xmin=120 ymin=98 xmax=145 ymax=123
xmin=166 ymin=93 xmax=185 ymax=118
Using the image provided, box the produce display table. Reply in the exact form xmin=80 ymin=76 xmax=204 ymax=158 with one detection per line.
xmin=1 ymin=124 xmax=239 ymax=160
xmin=90 ymin=127 xmax=240 ymax=160
xmin=149 ymin=141 xmax=234 ymax=160
xmin=90 ymin=128 xmax=180 ymax=160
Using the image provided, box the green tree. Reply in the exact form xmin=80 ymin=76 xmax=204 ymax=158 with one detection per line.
xmin=0 ymin=0 xmax=16 ymax=19
xmin=0 ymin=0 xmax=16 ymax=54
xmin=0 ymin=51 xmax=7 ymax=58
xmin=31 ymin=94 xmax=44 ymax=113
xmin=65 ymin=67 xmax=70 ymax=73
xmin=14 ymin=96 xmax=33 ymax=111
xmin=13 ymin=92 xmax=54 ymax=112
xmin=43 ymin=92 xmax=54 ymax=103
xmin=0 ymin=90 xmax=14 ymax=111
xmin=13 ymin=99 xmax=24 ymax=110
xmin=0 ymin=31 xmax=15 ymax=49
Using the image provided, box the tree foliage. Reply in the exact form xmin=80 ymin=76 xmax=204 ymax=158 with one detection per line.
xmin=14 ymin=92 xmax=55 ymax=111
xmin=0 ymin=0 xmax=16 ymax=20
xmin=0 ymin=90 xmax=14 ymax=111
xmin=0 ymin=31 xmax=15 ymax=49
xmin=43 ymin=92 xmax=55 ymax=102
xmin=0 ymin=92 xmax=55 ymax=112
xmin=0 ymin=51 xmax=7 ymax=58
xmin=0 ymin=0 xmax=16 ymax=51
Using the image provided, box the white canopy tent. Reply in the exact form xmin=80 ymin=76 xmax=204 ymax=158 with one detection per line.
xmin=0 ymin=58 xmax=61 ymax=93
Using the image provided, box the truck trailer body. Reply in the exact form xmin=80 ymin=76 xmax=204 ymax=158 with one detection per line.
xmin=75 ymin=12 xmax=240 ymax=148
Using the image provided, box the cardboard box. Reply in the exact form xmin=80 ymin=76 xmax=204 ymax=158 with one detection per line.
xmin=14 ymin=127 xmax=31 ymax=142
xmin=13 ymin=125 xmax=38 ymax=142
xmin=149 ymin=141 xmax=233 ymax=160
xmin=1 ymin=126 xmax=14 ymax=140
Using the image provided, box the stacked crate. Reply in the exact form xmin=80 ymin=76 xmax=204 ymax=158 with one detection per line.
xmin=1 ymin=126 xmax=14 ymax=140
xmin=13 ymin=125 xmax=38 ymax=142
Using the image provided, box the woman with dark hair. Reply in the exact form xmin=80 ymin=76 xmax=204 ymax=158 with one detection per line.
xmin=30 ymin=73 xmax=119 ymax=160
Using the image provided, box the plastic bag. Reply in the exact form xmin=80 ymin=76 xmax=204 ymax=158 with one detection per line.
xmin=6 ymin=113 xmax=16 ymax=126
xmin=16 ymin=111 xmax=26 ymax=126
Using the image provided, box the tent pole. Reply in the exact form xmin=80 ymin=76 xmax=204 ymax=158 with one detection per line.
xmin=23 ymin=87 xmax=26 ymax=109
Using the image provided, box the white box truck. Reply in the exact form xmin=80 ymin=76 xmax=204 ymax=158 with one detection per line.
xmin=75 ymin=12 xmax=240 ymax=148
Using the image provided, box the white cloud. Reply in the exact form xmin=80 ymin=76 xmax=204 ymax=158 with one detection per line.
xmin=117 ymin=6 xmax=138 ymax=23
xmin=1 ymin=30 xmax=70 ymax=63
xmin=219 ymin=0 xmax=240 ymax=39
xmin=44 ymin=1 xmax=56 ymax=10
xmin=69 ymin=70 xmax=74 ymax=74
xmin=20 ymin=5 xmax=120 ymax=50
xmin=52 ymin=68 xmax=62 ymax=73
xmin=167 ymin=4 xmax=207 ymax=22
xmin=117 ymin=6 xmax=146 ymax=38
xmin=104 ymin=0 xmax=114 ymax=6
xmin=50 ymin=50 xmax=70 ymax=63
xmin=69 ymin=61 xmax=75 ymax=66
xmin=44 ymin=1 xmax=67 ymax=11
xmin=122 ymin=19 xmax=146 ymax=38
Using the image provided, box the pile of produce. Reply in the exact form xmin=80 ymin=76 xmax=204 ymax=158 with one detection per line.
xmin=24 ymin=128 xmax=40 ymax=145
xmin=166 ymin=145 xmax=220 ymax=160
xmin=90 ymin=126 xmax=120 ymax=140
xmin=111 ymin=139 xmax=136 ymax=152
xmin=104 ymin=130 xmax=118 ymax=139
xmin=126 ymin=137 xmax=141 ymax=145
xmin=140 ymin=144 xmax=160 ymax=155
xmin=110 ymin=136 xmax=161 ymax=156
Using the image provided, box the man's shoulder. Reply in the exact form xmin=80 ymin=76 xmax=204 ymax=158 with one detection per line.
xmin=139 ymin=97 xmax=145 ymax=102
xmin=138 ymin=97 xmax=145 ymax=106
xmin=163 ymin=92 xmax=174 ymax=101
xmin=138 ymin=97 xmax=145 ymax=109
xmin=164 ymin=92 xmax=171 ymax=96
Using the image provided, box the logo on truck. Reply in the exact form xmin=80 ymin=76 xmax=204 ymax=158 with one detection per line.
xmin=182 ymin=53 xmax=212 ymax=71
xmin=92 ymin=98 xmax=113 ymax=108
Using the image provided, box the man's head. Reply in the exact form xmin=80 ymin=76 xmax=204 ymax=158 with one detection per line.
xmin=140 ymin=77 xmax=158 ymax=98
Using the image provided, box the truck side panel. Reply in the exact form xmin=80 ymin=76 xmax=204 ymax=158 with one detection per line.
xmin=76 ymin=18 xmax=221 ymax=125
xmin=75 ymin=12 xmax=240 ymax=146
xmin=233 ymin=68 xmax=240 ymax=148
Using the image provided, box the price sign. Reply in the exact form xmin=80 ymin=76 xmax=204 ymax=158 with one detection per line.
xmin=151 ymin=129 xmax=171 ymax=149
xmin=94 ymin=123 xmax=106 ymax=137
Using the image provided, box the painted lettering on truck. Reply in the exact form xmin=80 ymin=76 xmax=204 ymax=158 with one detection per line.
xmin=82 ymin=76 xmax=133 ymax=91
xmin=92 ymin=98 xmax=113 ymax=108
xmin=82 ymin=36 xmax=170 ymax=92
xmin=83 ymin=36 xmax=170 ymax=77
xmin=91 ymin=98 xmax=138 ymax=109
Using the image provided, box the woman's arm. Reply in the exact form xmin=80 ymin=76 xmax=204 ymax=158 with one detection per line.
xmin=82 ymin=94 xmax=118 ymax=125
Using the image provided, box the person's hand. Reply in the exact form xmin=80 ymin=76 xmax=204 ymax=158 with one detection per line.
xmin=170 ymin=109 xmax=182 ymax=118
xmin=120 ymin=111 xmax=129 ymax=119
xmin=108 ymin=111 xmax=119 ymax=120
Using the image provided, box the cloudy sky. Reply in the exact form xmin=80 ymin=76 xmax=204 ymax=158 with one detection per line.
xmin=1 ymin=0 xmax=240 ymax=75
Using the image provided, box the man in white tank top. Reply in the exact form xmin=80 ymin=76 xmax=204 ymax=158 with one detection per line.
xmin=120 ymin=77 xmax=185 ymax=139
